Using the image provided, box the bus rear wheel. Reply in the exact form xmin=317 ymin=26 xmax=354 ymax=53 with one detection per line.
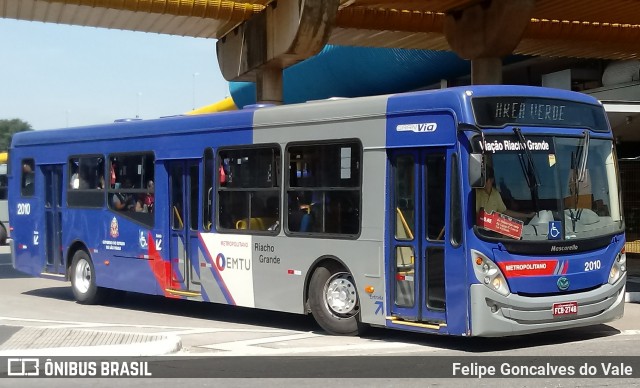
xmin=309 ymin=263 xmax=362 ymax=336
xmin=0 ymin=224 xmax=7 ymax=246
xmin=70 ymin=250 xmax=105 ymax=304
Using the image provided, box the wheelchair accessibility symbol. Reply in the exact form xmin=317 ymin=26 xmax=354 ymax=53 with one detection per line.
xmin=548 ymin=221 xmax=561 ymax=240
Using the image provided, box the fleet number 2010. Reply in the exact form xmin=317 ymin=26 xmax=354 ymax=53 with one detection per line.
xmin=584 ymin=260 xmax=601 ymax=271
xmin=17 ymin=203 xmax=31 ymax=215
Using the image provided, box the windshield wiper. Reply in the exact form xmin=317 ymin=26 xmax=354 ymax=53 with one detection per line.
xmin=576 ymin=129 xmax=591 ymax=185
xmin=568 ymin=130 xmax=591 ymax=229
xmin=513 ymin=128 xmax=541 ymax=212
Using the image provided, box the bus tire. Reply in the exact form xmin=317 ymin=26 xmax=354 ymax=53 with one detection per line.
xmin=0 ymin=224 xmax=6 ymax=246
xmin=70 ymin=250 xmax=105 ymax=305
xmin=308 ymin=263 xmax=362 ymax=336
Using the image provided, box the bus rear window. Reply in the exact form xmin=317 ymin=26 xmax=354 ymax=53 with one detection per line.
xmin=21 ymin=159 xmax=35 ymax=197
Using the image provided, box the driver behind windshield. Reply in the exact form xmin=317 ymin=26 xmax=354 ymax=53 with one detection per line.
xmin=476 ymin=166 xmax=535 ymax=221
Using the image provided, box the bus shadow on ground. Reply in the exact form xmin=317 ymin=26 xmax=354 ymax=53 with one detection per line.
xmin=362 ymin=324 xmax=621 ymax=353
xmin=24 ymin=286 xmax=620 ymax=355
xmin=0 ymin=266 xmax=34 ymax=280
xmin=24 ymin=287 xmax=319 ymax=332
xmin=22 ymin=286 xmax=621 ymax=353
xmin=23 ymin=286 xmax=75 ymax=301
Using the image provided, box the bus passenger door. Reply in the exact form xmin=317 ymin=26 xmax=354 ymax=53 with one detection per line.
xmin=389 ymin=150 xmax=447 ymax=324
xmin=168 ymin=160 xmax=201 ymax=293
xmin=42 ymin=165 xmax=64 ymax=275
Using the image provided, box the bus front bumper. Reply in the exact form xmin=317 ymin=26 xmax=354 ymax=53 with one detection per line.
xmin=470 ymin=274 xmax=626 ymax=337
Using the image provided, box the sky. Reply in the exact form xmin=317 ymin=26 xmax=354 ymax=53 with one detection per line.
xmin=0 ymin=18 xmax=231 ymax=130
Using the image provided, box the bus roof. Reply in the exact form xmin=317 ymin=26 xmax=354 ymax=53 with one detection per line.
xmin=10 ymin=85 xmax=604 ymax=149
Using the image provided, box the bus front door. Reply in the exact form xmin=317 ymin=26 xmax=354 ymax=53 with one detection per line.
xmin=42 ymin=165 xmax=64 ymax=275
xmin=390 ymin=150 xmax=447 ymax=324
xmin=168 ymin=160 xmax=202 ymax=294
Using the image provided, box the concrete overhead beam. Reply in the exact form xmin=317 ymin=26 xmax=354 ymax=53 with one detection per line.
xmin=217 ymin=0 xmax=340 ymax=104
xmin=444 ymin=0 xmax=535 ymax=84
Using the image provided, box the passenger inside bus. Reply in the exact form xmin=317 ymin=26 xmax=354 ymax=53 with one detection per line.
xmin=135 ymin=180 xmax=154 ymax=213
xmin=22 ymin=163 xmax=34 ymax=196
xmin=111 ymin=180 xmax=135 ymax=211
xmin=78 ymin=165 xmax=92 ymax=189
xmin=70 ymin=163 xmax=79 ymax=189
xmin=288 ymin=192 xmax=315 ymax=232
xmin=476 ymin=167 xmax=534 ymax=221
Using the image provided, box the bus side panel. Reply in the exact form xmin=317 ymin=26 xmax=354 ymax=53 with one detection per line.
xmin=62 ymin=209 xmax=162 ymax=295
xmin=197 ymin=233 xmax=386 ymax=321
xmin=245 ymin=98 xmax=389 ymax=324
xmin=94 ymin=256 xmax=161 ymax=294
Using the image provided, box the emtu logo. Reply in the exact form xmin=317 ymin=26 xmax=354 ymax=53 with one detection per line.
xmin=215 ymin=253 xmax=226 ymax=271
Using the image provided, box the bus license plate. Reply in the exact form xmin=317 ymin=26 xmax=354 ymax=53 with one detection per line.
xmin=553 ymin=301 xmax=578 ymax=316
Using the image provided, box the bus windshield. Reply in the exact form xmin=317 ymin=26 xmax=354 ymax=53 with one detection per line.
xmin=475 ymin=135 xmax=623 ymax=241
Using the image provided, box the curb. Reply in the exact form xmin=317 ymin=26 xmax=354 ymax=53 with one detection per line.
xmin=0 ymin=328 xmax=182 ymax=357
xmin=626 ymin=292 xmax=640 ymax=303
xmin=626 ymin=275 xmax=640 ymax=303
xmin=0 ymin=336 xmax=182 ymax=357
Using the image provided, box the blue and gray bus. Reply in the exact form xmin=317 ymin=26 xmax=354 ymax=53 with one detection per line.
xmin=9 ymin=85 xmax=626 ymax=336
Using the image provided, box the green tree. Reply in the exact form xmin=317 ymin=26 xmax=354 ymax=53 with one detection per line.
xmin=0 ymin=119 xmax=32 ymax=151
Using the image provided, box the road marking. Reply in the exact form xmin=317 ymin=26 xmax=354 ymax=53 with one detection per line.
xmin=199 ymin=332 xmax=432 ymax=356
xmin=0 ymin=316 xmax=294 ymax=333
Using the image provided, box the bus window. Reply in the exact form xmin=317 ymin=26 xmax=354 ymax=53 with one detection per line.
xmin=67 ymin=155 xmax=105 ymax=208
xmin=21 ymin=158 xmax=35 ymax=197
xmin=108 ymin=152 xmax=155 ymax=227
xmin=286 ymin=141 xmax=361 ymax=236
xmin=395 ymin=155 xmax=415 ymax=240
xmin=202 ymin=148 xmax=214 ymax=231
xmin=449 ymin=155 xmax=462 ymax=247
xmin=217 ymin=146 xmax=280 ymax=232
xmin=426 ymin=153 xmax=446 ymax=241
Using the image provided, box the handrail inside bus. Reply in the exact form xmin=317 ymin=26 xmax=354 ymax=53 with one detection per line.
xmin=173 ymin=206 xmax=183 ymax=229
xmin=396 ymin=207 xmax=414 ymax=240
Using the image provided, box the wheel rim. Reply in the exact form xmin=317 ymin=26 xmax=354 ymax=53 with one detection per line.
xmin=74 ymin=259 xmax=91 ymax=294
xmin=324 ymin=272 xmax=357 ymax=317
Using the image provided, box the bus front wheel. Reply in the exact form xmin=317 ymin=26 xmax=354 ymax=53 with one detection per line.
xmin=70 ymin=250 xmax=105 ymax=304
xmin=309 ymin=263 xmax=362 ymax=336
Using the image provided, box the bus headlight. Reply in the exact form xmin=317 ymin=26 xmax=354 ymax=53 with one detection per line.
xmin=471 ymin=249 xmax=511 ymax=297
xmin=608 ymin=248 xmax=627 ymax=285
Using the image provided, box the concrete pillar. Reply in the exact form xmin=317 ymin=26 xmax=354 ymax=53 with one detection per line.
xmin=444 ymin=0 xmax=535 ymax=85
xmin=217 ymin=0 xmax=340 ymax=105
xmin=256 ymin=67 xmax=283 ymax=105
xmin=472 ymin=57 xmax=503 ymax=85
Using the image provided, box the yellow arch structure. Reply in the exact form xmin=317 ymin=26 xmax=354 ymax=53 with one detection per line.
xmin=186 ymin=97 xmax=237 ymax=115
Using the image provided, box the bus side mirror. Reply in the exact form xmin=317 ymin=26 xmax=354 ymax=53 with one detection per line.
xmin=469 ymin=153 xmax=485 ymax=188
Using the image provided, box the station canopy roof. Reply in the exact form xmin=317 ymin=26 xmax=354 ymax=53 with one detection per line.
xmin=1 ymin=0 xmax=639 ymax=60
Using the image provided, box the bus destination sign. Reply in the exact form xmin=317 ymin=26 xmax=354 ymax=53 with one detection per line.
xmin=472 ymin=97 xmax=608 ymax=132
